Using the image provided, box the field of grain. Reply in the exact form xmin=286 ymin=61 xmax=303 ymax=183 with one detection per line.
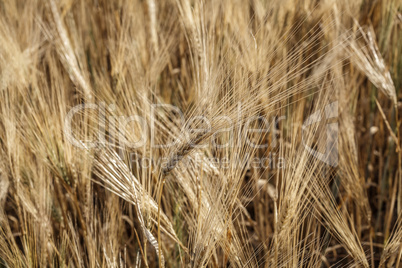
xmin=0 ymin=0 xmax=401 ymax=267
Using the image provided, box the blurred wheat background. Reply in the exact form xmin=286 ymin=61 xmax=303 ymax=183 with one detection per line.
xmin=0 ymin=0 xmax=401 ymax=267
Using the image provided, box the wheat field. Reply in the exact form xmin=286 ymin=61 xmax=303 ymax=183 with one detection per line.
xmin=0 ymin=0 xmax=401 ymax=267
